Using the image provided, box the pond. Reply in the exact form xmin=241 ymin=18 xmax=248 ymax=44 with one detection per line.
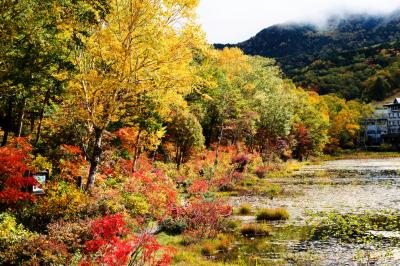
xmin=228 ymin=158 xmax=400 ymax=265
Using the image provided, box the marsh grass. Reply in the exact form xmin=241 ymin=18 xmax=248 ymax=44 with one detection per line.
xmin=322 ymin=151 xmax=400 ymax=161
xmin=256 ymin=208 xmax=290 ymax=221
xmin=200 ymin=234 xmax=235 ymax=257
xmin=237 ymin=204 xmax=252 ymax=215
xmin=240 ymin=223 xmax=271 ymax=237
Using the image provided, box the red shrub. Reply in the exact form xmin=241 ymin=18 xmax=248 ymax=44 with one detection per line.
xmin=124 ymin=170 xmax=178 ymax=221
xmin=293 ymin=124 xmax=312 ymax=160
xmin=231 ymin=154 xmax=250 ymax=172
xmin=213 ymin=176 xmax=234 ymax=192
xmin=59 ymin=144 xmax=88 ymax=181
xmin=187 ymin=180 xmax=209 ymax=194
xmin=0 ymin=138 xmax=37 ymax=207
xmin=82 ymin=214 xmax=173 ymax=266
xmin=254 ymin=165 xmax=274 ymax=179
xmin=132 ymin=233 xmax=174 ymax=266
xmin=179 ymin=199 xmax=232 ymax=239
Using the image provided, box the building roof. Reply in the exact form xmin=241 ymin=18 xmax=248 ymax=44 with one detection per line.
xmin=384 ymin=98 xmax=400 ymax=106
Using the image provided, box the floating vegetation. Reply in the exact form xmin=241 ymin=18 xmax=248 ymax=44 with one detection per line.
xmin=310 ymin=210 xmax=400 ymax=244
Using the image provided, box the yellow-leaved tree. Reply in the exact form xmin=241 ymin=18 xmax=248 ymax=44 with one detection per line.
xmin=66 ymin=0 xmax=204 ymax=190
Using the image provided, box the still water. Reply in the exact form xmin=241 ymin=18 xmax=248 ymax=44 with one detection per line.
xmin=229 ymin=158 xmax=400 ymax=265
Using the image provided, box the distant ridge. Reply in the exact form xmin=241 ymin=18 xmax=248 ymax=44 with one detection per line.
xmin=216 ymin=10 xmax=400 ymax=101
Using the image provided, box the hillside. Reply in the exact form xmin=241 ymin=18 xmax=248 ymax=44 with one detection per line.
xmin=216 ymin=11 xmax=400 ymax=101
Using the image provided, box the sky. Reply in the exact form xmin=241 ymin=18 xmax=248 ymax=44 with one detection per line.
xmin=197 ymin=0 xmax=400 ymax=44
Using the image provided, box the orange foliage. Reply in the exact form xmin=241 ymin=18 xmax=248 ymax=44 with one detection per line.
xmin=0 ymin=138 xmax=37 ymax=207
xmin=125 ymin=170 xmax=178 ymax=221
xmin=59 ymin=145 xmax=88 ymax=181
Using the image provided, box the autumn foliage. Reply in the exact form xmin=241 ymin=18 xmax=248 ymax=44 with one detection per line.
xmin=0 ymin=138 xmax=37 ymax=207
xmin=81 ymin=214 xmax=173 ymax=266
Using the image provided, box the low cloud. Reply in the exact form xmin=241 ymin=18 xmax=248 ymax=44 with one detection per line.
xmin=197 ymin=0 xmax=400 ymax=43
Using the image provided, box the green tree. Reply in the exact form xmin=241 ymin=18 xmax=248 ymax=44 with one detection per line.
xmin=0 ymin=0 xmax=108 ymax=146
xmin=167 ymin=110 xmax=204 ymax=169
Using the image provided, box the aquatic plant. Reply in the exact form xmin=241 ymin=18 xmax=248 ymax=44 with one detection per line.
xmin=240 ymin=223 xmax=271 ymax=237
xmin=256 ymin=208 xmax=290 ymax=221
xmin=238 ymin=204 xmax=252 ymax=215
xmin=311 ymin=211 xmax=400 ymax=244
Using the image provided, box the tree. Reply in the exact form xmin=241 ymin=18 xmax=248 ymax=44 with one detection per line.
xmin=167 ymin=110 xmax=204 ymax=168
xmin=248 ymin=57 xmax=295 ymax=160
xmin=322 ymin=94 xmax=372 ymax=151
xmin=187 ymin=48 xmax=252 ymax=168
xmin=368 ymin=76 xmax=391 ymax=101
xmin=0 ymin=0 xmax=108 ymax=146
xmin=67 ymin=0 xmax=202 ymax=190
xmin=291 ymin=90 xmax=330 ymax=157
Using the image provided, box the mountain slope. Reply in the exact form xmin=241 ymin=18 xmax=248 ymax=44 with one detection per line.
xmin=216 ymin=11 xmax=400 ymax=100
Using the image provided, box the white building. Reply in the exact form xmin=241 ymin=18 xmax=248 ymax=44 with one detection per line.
xmin=363 ymin=108 xmax=388 ymax=145
xmin=384 ymin=98 xmax=400 ymax=134
xmin=364 ymin=98 xmax=400 ymax=147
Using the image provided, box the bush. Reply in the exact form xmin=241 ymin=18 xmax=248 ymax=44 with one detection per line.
xmin=259 ymin=184 xmax=282 ymax=198
xmin=220 ymin=219 xmax=241 ymax=233
xmin=122 ymin=192 xmax=150 ymax=216
xmin=187 ymin=180 xmax=209 ymax=194
xmin=254 ymin=165 xmax=274 ymax=178
xmin=201 ymin=234 xmax=233 ymax=257
xmin=231 ymin=154 xmax=250 ymax=172
xmin=18 ymin=235 xmax=70 ymax=265
xmin=160 ymin=217 xmax=188 ymax=235
xmin=24 ymin=181 xmax=88 ymax=230
xmin=240 ymin=223 xmax=271 ymax=237
xmin=47 ymin=219 xmax=91 ymax=253
xmin=0 ymin=213 xmax=35 ymax=264
xmin=256 ymin=208 xmax=289 ymax=221
xmin=180 ymin=199 xmax=232 ymax=239
xmin=81 ymin=214 xmax=174 ymax=266
xmin=238 ymin=204 xmax=252 ymax=215
xmin=0 ymin=138 xmax=37 ymax=209
xmin=201 ymin=243 xmax=215 ymax=256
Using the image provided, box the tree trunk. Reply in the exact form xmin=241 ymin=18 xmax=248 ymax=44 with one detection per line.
xmin=17 ymin=98 xmax=26 ymax=137
xmin=1 ymin=97 xmax=13 ymax=147
xmin=30 ymin=113 xmax=35 ymax=133
xmin=214 ymin=121 xmax=224 ymax=168
xmin=34 ymin=89 xmax=51 ymax=146
xmin=34 ymin=112 xmax=44 ymax=146
xmin=176 ymin=146 xmax=182 ymax=169
xmin=86 ymin=127 xmax=103 ymax=191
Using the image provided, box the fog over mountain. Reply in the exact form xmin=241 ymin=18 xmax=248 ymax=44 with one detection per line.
xmin=198 ymin=0 xmax=400 ymax=43
xmin=216 ymin=10 xmax=400 ymax=101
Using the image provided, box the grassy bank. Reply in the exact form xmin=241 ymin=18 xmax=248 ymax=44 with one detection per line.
xmin=321 ymin=150 xmax=400 ymax=161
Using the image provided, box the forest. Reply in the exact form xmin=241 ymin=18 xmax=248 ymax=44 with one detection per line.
xmin=0 ymin=0 xmax=377 ymax=265
xmin=217 ymin=12 xmax=400 ymax=101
